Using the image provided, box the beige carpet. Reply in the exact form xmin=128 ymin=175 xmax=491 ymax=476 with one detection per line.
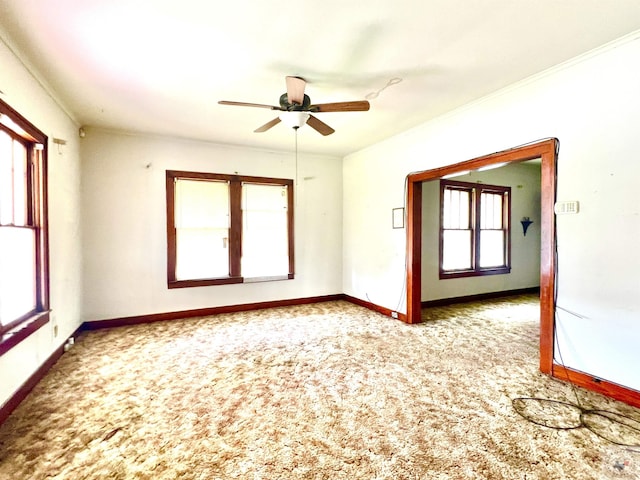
xmin=1 ymin=296 xmax=639 ymax=479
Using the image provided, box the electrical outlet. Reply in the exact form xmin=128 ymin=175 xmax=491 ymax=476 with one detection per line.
xmin=63 ymin=337 xmax=75 ymax=352
xmin=51 ymin=313 xmax=58 ymax=338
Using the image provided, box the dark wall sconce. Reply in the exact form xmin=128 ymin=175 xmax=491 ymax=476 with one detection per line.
xmin=520 ymin=217 xmax=533 ymax=236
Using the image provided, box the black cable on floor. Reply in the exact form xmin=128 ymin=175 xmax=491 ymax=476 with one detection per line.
xmin=511 ymin=138 xmax=640 ymax=450
xmin=512 ymin=396 xmax=640 ymax=448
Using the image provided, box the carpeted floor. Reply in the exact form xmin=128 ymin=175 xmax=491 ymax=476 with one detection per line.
xmin=0 ymin=295 xmax=639 ymax=479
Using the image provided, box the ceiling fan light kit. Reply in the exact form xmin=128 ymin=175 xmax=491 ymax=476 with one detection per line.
xmin=279 ymin=111 xmax=310 ymax=129
xmin=219 ymin=76 xmax=369 ymax=136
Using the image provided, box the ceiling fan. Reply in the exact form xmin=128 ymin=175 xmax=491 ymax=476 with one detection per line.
xmin=218 ymin=76 xmax=370 ymax=136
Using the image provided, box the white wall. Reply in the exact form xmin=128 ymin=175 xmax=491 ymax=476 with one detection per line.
xmin=0 ymin=38 xmax=83 ymax=407
xmin=344 ymin=32 xmax=640 ymax=391
xmin=421 ymin=162 xmax=541 ymax=301
xmin=80 ymin=130 xmax=343 ymax=321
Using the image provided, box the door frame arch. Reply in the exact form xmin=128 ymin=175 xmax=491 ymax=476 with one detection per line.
xmin=404 ymin=138 xmax=558 ymax=373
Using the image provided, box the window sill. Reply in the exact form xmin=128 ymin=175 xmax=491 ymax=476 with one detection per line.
xmin=168 ymin=273 xmax=294 ymax=289
xmin=244 ymin=274 xmax=293 ymax=283
xmin=0 ymin=311 xmax=50 ymax=357
xmin=168 ymin=276 xmax=244 ymax=289
xmin=439 ymin=267 xmax=511 ymax=280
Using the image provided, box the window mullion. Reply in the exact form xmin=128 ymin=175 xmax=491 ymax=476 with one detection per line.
xmin=287 ymin=183 xmax=294 ymax=277
xmin=33 ymin=148 xmax=46 ymax=310
xmin=26 ymin=145 xmax=35 ymax=226
xmin=10 ymin=139 xmax=15 ymax=225
xmin=504 ymin=190 xmax=510 ymax=267
xmin=228 ymin=181 xmax=242 ymax=278
xmin=472 ymin=187 xmax=480 ymax=271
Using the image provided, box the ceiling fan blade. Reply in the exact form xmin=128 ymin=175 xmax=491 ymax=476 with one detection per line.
xmin=310 ymin=100 xmax=370 ymax=112
xmin=285 ymin=76 xmax=306 ymax=105
xmin=254 ymin=117 xmax=282 ymax=133
xmin=306 ymin=115 xmax=335 ymax=136
xmin=218 ymin=100 xmax=282 ymax=110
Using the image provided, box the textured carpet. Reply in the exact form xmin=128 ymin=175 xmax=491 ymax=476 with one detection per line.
xmin=1 ymin=295 xmax=639 ymax=479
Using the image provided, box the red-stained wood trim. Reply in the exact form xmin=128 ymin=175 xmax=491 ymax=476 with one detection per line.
xmin=0 ymin=99 xmax=50 ymax=356
xmin=506 ymin=186 xmax=512 ymax=280
xmin=82 ymin=294 xmax=410 ymax=332
xmin=552 ymin=364 xmax=640 ymax=409
xmin=406 ymin=180 xmax=422 ymax=324
xmin=0 ymin=294 xmax=397 ymax=427
xmin=405 ymin=138 xmax=558 ymax=369
xmin=4 ymin=291 xmax=637 ymax=429
xmin=0 ymin=341 xmax=63 ymax=426
xmin=168 ymin=276 xmax=244 ymax=289
xmin=0 ymin=99 xmax=47 ymax=144
xmin=82 ymin=295 xmax=344 ymax=330
xmin=37 ymin=145 xmax=50 ymax=316
xmin=229 ymin=180 xmax=242 ymax=277
xmin=439 ymin=268 xmax=511 ymax=279
xmin=438 ymin=177 xmax=512 ymax=279
xmin=287 ymin=182 xmax=295 ymax=277
xmin=26 ymin=143 xmax=36 ymax=226
xmin=438 ymin=180 xmax=473 ymax=277
xmin=0 ymin=324 xmax=82 ymax=427
xmin=421 ymin=287 xmax=540 ymax=308
xmin=409 ymin=141 xmax=555 ymax=185
xmin=165 ymin=172 xmax=177 ymax=284
xmin=165 ymin=171 xmax=295 ymax=287
xmin=342 ymin=294 xmax=408 ymax=322
xmin=539 ymin=145 xmax=557 ymax=374
xmin=0 ymin=312 xmax=49 ymax=357
xmin=167 ymin=170 xmax=292 ymax=187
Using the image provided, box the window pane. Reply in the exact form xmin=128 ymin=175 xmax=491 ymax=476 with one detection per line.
xmin=174 ymin=179 xmax=230 ymax=279
xmin=242 ymin=183 xmax=289 ymax=277
xmin=0 ymin=130 xmax=13 ymax=224
xmin=175 ymin=228 xmax=229 ymax=280
xmin=481 ymin=192 xmax=503 ymax=229
xmin=443 ymin=188 xmax=470 ymax=229
xmin=0 ymin=226 xmax=36 ymax=324
xmin=442 ymin=230 xmax=472 ymax=270
xmin=0 ymin=100 xmax=49 ymax=350
xmin=175 ymin=179 xmax=229 ymax=228
xmin=479 ymin=230 xmax=505 ymax=267
xmin=443 ymin=189 xmax=454 ymax=228
xmin=441 ymin=180 xmax=510 ymax=278
xmin=12 ymin=140 xmax=28 ymax=226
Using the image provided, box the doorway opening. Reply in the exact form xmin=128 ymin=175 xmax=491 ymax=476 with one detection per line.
xmin=404 ymin=139 xmax=558 ymax=373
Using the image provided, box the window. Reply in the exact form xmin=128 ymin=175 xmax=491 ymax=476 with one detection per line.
xmin=166 ymin=170 xmax=294 ymax=288
xmin=440 ymin=179 xmax=510 ymax=278
xmin=0 ymin=100 xmax=49 ymax=355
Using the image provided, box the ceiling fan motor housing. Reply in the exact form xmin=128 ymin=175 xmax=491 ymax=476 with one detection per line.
xmin=280 ymin=93 xmax=311 ymax=111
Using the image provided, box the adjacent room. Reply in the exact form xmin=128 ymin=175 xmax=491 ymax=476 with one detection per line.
xmin=1 ymin=1 xmax=640 ymax=478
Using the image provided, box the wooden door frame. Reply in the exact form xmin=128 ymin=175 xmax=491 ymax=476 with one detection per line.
xmin=405 ymin=138 xmax=558 ymax=374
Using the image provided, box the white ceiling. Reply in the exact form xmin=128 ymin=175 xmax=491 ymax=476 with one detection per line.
xmin=2 ymin=0 xmax=640 ymax=156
